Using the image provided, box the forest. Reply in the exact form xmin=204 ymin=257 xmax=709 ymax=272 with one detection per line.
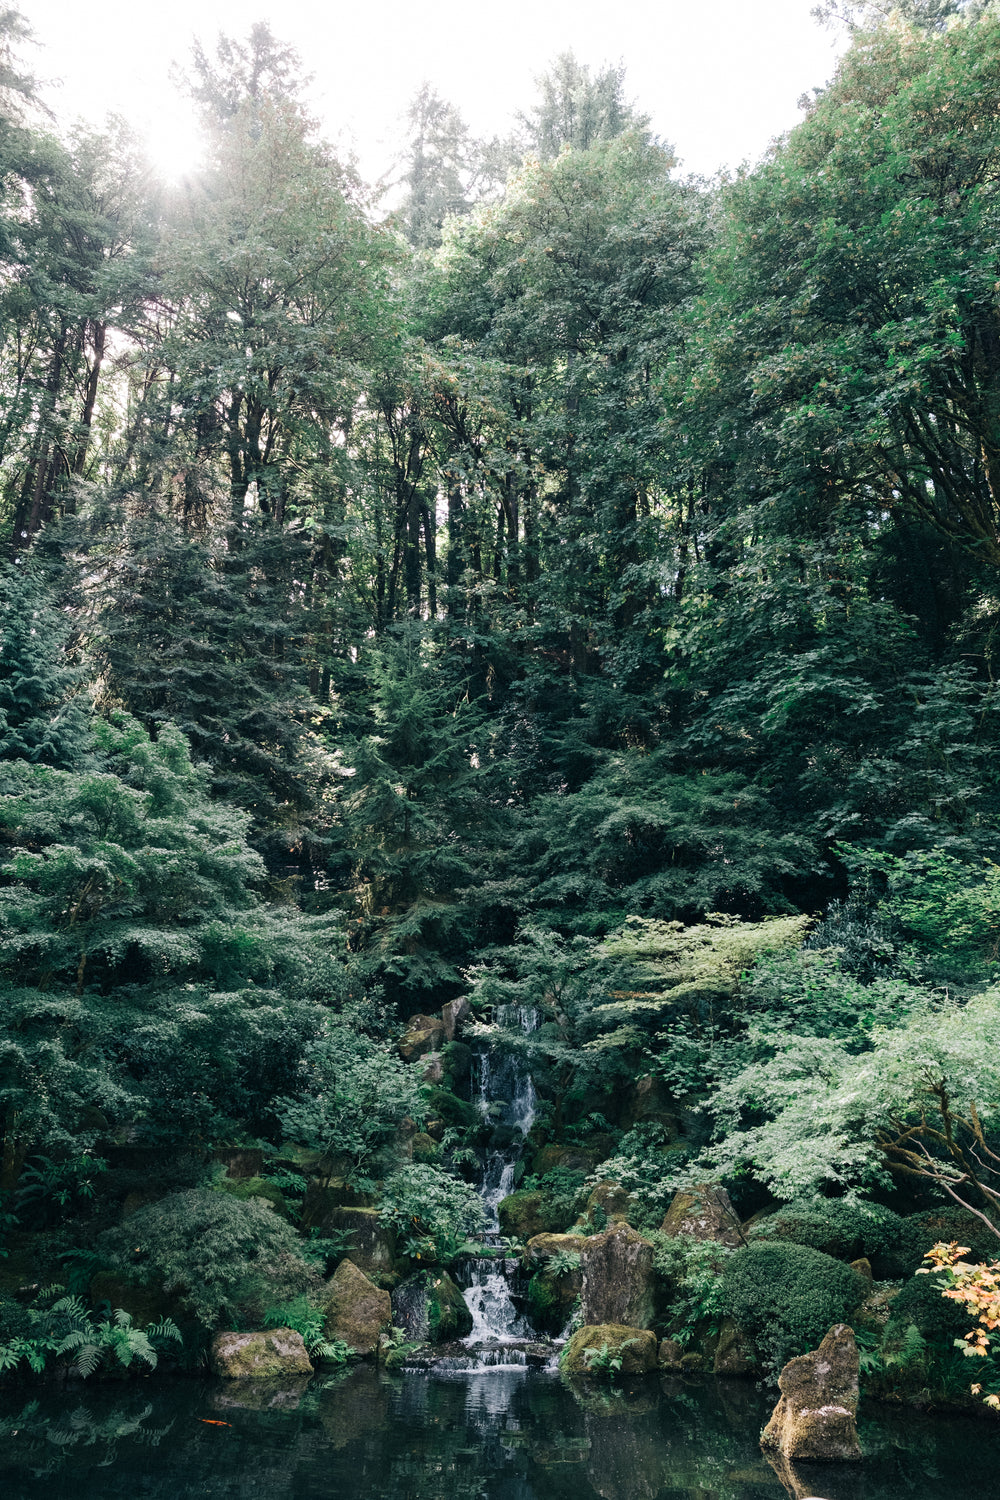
xmin=0 ymin=0 xmax=999 ymax=1425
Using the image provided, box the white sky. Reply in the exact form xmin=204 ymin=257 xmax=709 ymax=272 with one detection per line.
xmin=24 ymin=0 xmax=848 ymax=185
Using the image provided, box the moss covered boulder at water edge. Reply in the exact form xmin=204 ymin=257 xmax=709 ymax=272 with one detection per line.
xmin=561 ymin=1324 xmax=658 ymax=1378
xmin=210 ymin=1328 xmax=313 ymax=1378
xmin=324 ymin=1258 xmax=391 ymax=1354
xmin=580 ymin=1222 xmax=655 ymax=1329
xmin=760 ymin=1324 xmax=862 ymax=1461
xmin=390 ymin=1269 xmax=473 ymax=1343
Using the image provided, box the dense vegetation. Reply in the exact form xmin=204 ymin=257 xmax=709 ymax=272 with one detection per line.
xmin=1 ymin=0 xmax=1000 ymax=1398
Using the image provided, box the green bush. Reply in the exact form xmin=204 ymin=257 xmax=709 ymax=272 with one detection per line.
xmin=876 ymin=1208 xmax=1000 ymax=1279
xmin=378 ymin=1165 xmax=486 ymax=1263
xmin=721 ymin=1242 xmax=868 ymax=1378
xmin=95 ymin=1189 xmax=318 ymax=1329
xmin=423 ymin=1088 xmax=479 ymax=1130
xmin=749 ymin=1198 xmax=902 ymax=1263
xmin=519 ymin=1167 xmax=588 ymax=1229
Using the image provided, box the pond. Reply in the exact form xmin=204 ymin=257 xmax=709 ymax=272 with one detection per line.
xmin=0 ymin=1366 xmax=990 ymax=1500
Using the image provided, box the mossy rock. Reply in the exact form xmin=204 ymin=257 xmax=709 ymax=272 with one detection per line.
xmin=215 ymin=1176 xmax=290 ymax=1219
xmin=561 ymin=1323 xmax=657 ymax=1378
xmin=313 ymin=1207 xmax=397 ymax=1277
xmin=324 ymin=1258 xmax=391 ymax=1355
xmin=527 ymin=1263 xmax=581 ymax=1335
xmin=210 ymin=1328 xmax=313 ymax=1378
xmin=423 ymin=1087 xmax=479 ymax=1130
xmin=390 ymin=1269 xmax=472 ymax=1344
xmin=498 ymin=1190 xmax=563 ymax=1242
xmin=410 ymin=1132 xmax=439 ymax=1164
xmin=531 ymin=1144 xmax=604 ymax=1177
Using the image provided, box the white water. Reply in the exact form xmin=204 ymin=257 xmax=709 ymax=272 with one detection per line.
xmin=462 ymin=1005 xmax=540 ymax=1348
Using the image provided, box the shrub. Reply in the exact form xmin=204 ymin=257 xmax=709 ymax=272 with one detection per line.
xmin=378 ymin=1165 xmax=486 ymax=1263
xmin=749 ymin=1198 xmax=902 ymax=1263
xmin=651 ymin=1233 xmax=733 ymax=1344
xmin=721 ymin=1242 xmax=868 ymax=1379
xmin=519 ymin=1167 xmax=588 ymax=1229
xmin=876 ymin=1208 xmax=1000 ymax=1279
xmin=95 ymin=1189 xmax=318 ymax=1329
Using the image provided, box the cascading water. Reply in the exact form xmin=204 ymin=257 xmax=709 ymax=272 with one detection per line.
xmin=459 ymin=1005 xmax=540 ymax=1351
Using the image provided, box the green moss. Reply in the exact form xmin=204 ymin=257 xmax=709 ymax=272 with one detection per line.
xmin=498 ymin=1191 xmax=563 ymax=1241
xmin=423 ymin=1088 xmax=478 ymax=1130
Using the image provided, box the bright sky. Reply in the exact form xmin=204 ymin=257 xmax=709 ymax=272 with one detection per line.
xmin=25 ymin=0 xmax=848 ymax=185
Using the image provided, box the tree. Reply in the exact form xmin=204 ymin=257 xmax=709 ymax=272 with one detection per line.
xmin=519 ymin=51 xmax=649 ymax=158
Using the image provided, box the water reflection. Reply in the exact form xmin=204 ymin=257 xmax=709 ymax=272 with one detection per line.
xmin=0 ymin=1368 xmax=992 ymax=1499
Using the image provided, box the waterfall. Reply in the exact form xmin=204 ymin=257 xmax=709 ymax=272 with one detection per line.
xmin=460 ymin=1005 xmax=539 ymax=1348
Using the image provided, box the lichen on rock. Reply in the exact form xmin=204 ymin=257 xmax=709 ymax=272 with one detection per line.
xmin=561 ymin=1323 xmax=658 ymax=1378
xmin=210 ymin=1327 xmax=313 ymax=1379
xmin=579 ymin=1221 xmax=655 ymax=1329
xmin=760 ymin=1323 xmax=862 ymax=1462
xmin=324 ymin=1257 xmax=391 ymax=1354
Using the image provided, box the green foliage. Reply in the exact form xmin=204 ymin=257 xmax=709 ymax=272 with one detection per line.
xmin=721 ymin=1242 xmax=867 ymax=1378
xmin=518 ymin=1168 xmax=588 ymax=1228
xmin=377 ymin=1164 xmax=486 ymax=1264
xmin=94 ymin=1188 xmax=318 ymax=1329
xmin=261 ymin=1296 xmax=353 ymax=1363
xmin=651 ymin=1233 xmax=734 ymax=1344
xmin=276 ymin=1023 xmax=423 ymax=1184
xmin=748 ymin=1198 xmax=903 ymax=1263
xmin=546 ymin=1249 xmax=582 ymax=1278
xmin=0 ymin=1288 xmax=181 ymax=1378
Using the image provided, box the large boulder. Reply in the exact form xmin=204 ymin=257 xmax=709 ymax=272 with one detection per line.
xmin=659 ymin=1183 xmax=743 ymax=1247
xmin=760 ymin=1324 xmax=862 ymax=1462
xmin=561 ymin=1324 xmax=658 ymax=1378
xmin=390 ymin=1269 xmax=473 ymax=1343
xmin=580 ymin=1222 xmax=655 ymax=1329
xmin=324 ymin=1258 xmax=391 ymax=1355
xmin=712 ymin=1316 xmax=755 ymax=1377
xmin=524 ymin=1232 xmax=588 ymax=1263
xmin=441 ymin=997 xmax=471 ymax=1041
xmin=498 ymin=1190 xmax=561 ymax=1241
xmin=210 ymin=1328 xmax=313 ymax=1379
xmin=399 ymin=1014 xmax=445 ymax=1062
xmin=309 ymin=1206 xmax=396 ymax=1278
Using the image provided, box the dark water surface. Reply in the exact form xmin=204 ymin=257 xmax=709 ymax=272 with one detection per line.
xmin=0 ymin=1366 xmax=992 ymax=1500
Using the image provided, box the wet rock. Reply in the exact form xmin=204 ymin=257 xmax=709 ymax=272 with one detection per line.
xmin=302 ymin=1178 xmax=377 ymax=1227
xmin=409 ymin=1131 xmax=439 ymax=1163
xmin=657 ymin=1337 xmax=684 ymax=1370
xmin=214 ymin=1147 xmax=264 ymax=1179
xmin=622 ymin=1075 xmax=679 ymax=1134
xmin=562 ymin=1323 xmax=658 ymax=1378
xmin=441 ymin=997 xmax=471 ymax=1040
xmin=660 ymin=1183 xmax=743 ymax=1247
xmin=210 ymin=1328 xmax=313 ymax=1379
xmin=324 ymin=1258 xmax=391 ymax=1354
xmin=712 ymin=1316 xmax=755 ymax=1376
xmin=580 ymin=1181 xmax=633 ymax=1228
xmin=391 ymin=1268 xmax=473 ymax=1343
xmin=760 ymin=1323 xmax=862 ymax=1462
xmin=580 ymin=1222 xmax=655 ymax=1329
xmin=398 ymin=1014 xmax=446 ymax=1062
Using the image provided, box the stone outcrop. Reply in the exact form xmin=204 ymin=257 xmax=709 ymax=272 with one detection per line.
xmin=210 ymin=1328 xmax=313 ymax=1379
xmin=579 ymin=1221 xmax=655 ymax=1329
xmin=561 ymin=1323 xmax=658 ymax=1378
xmin=441 ymin=997 xmax=471 ymax=1040
xmin=498 ymin=1190 xmax=561 ymax=1241
xmin=307 ymin=1205 xmax=395 ymax=1278
xmin=324 ymin=1258 xmax=391 ymax=1354
xmin=398 ymin=1014 xmax=446 ymax=1062
xmin=659 ymin=1183 xmax=743 ymax=1247
xmin=657 ymin=1337 xmax=684 ymax=1371
xmin=712 ymin=1316 xmax=755 ymax=1376
xmin=390 ymin=1269 xmax=473 ymax=1343
xmin=760 ymin=1324 xmax=862 ymax=1462
xmin=524 ymin=1231 xmax=587 ymax=1262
